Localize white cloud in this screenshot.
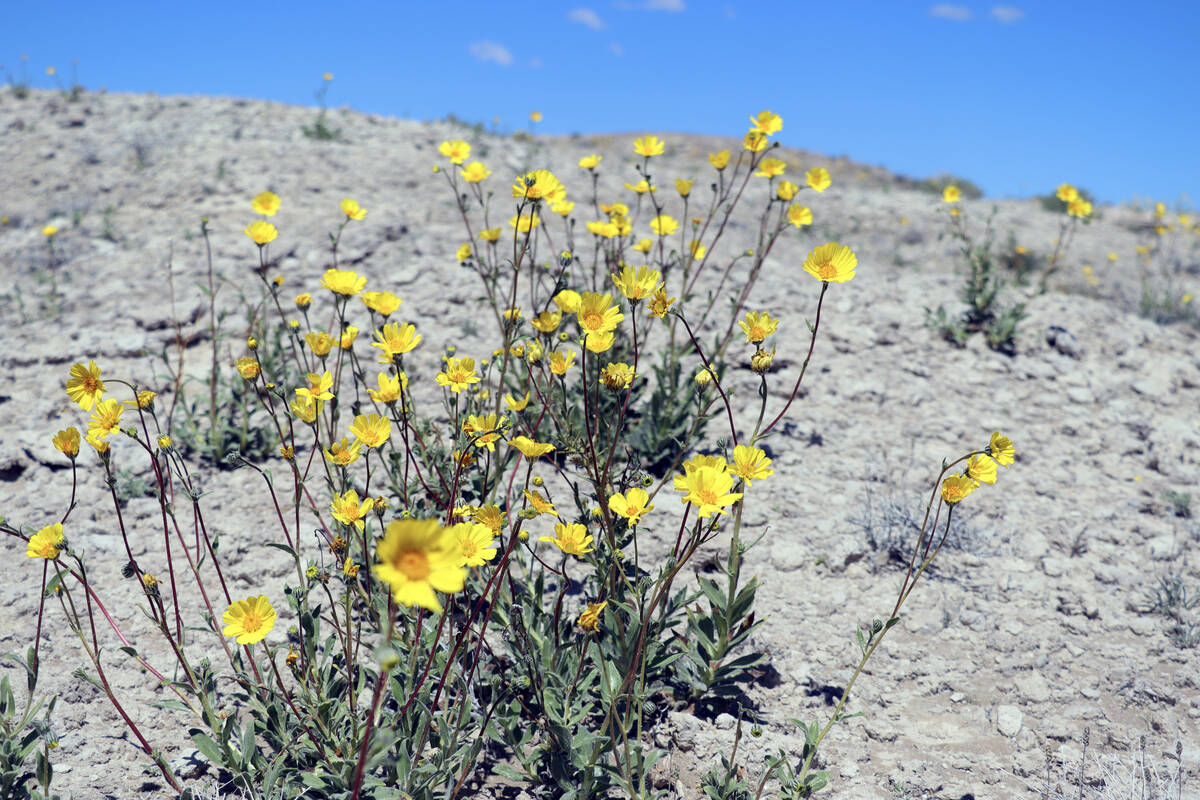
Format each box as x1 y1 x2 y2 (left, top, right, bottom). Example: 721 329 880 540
568 7 607 30
614 0 686 10
929 4 971 21
468 41 513 66
609 41 624 57
991 5 1025 23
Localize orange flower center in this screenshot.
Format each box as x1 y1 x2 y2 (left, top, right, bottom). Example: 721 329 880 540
581 311 604 331
82 376 98 393
241 610 265 633
462 541 478 557
396 549 430 581
816 261 837 281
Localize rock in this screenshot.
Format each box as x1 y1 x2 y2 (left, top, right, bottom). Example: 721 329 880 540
1016 672 1051 703
714 712 736 730
1042 557 1068 577
1148 535 1177 560
169 748 208 780
996 705 1023 738
668 711 701 752
1046 325 1082 357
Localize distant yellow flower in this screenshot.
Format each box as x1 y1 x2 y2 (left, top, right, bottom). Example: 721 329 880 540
612 264 662 301
730 445 774 485
513 169 565 202
540 522 594 556
295 292 313 310
252 191 281 216
648 289 676 319
624 179 655 194
296 371 334 402
321 268 367 296
222 595 277 645
306 330 335 357
678 466 743 518
650 215 679 236
551 200 575 216
374 519 465 612
578 292 624 335
1107 251 1118 262
437 357 480 393
530 110 543 122
350 413 391 448
340 325 358 349
439 140 471 164
787 204 813 228
802 242 857 283
738 311 779 344
608 487 653 524
244 220 277 245
577 599 607 633
806 167 831 193
461 161 491 183
755 157 787 178
584 331 614 354
689 240 707 260
452 522 498 567
372 322 422 362
479 226 502 242
324 437 362 467
676 178 694 197
88 398 124 439
53 427 80 458
743 131 768 153
694 366 716 387
989 431 1015 467
548 349 577 376
362 291 402 317
1068 198 1092 219
505 391 530 411
1056 183 1078 203
331 490 375 531
65 360 106 410
473 505 505 532
749 110 783 135
509 212 541 232
579 153 603 170
340 197 367 220
531 310 563 333
524 490 557 517
26 523 64 560
751 346 775 374
41 225 58 237
235 357 260 381
777 180 799 201
967 453 998 486
633 238 653 253
291 396 319 424
942 185 961 203
600 362 636 390
709 150 731 170
587 220 620 238
940 474 974 505
85 433 109 455
323 72 333 81
633 135 665 156
510 435 555 458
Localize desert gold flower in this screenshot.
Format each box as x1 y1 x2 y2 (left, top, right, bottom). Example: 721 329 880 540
26 523 64 560
513 169 565 202
367 371 405 403
438 139 471 164
989 431 1015 467
578 292 624 335
372 322 422 362
678 466 743 518
374 519 465 612
608 487 653 524
340 197 368 220
587 220 620 238
802 242 857 283
531 310 562 333
584 331 614 354
787 204 813 228
709 150 731 170
777 180 799 201
505 391 531 412
66 360 106 410
85 433 109 455
940 474 975 505
578 600 607 633
324 436 362 466
123 390 156 410
340 326 359 349
244 220 277 245
509 212 541 232
524 490 557 517
552 200 575 216
42 225 58 237
743 131 768 153
452 522 498 567
633 135 665 157
612 264 662 301
295 293 313 310
755 157 787 178
463 414 505 451
331 490 375 531
526 341 544 363
235 357 260 380
749 110 783 136
88 399 124 439
540 522 594 556
362 291 402 317
321 268 367 296
632 238 653 254
942 185 961 203
461 161 491 183
350 413 391 448
510 435 555 458
967 453 998 486
1068 198 1092 219
296 371 334 402
649 214 679 236
806 167 831 193
738 311 779 344
479 226 502 242
751 346 775 373
437 357 480 393
306 331 335 357
624 179 655 194
252 191 281 216
222 595 276 645
648 289 676 319
675 178 694 197
291 396 319 423
548 349 576 376
53 427 80 458
600 362 636 390
473 505 504 532
579 153 603 169
1056 183 1078 203
731 445 774 485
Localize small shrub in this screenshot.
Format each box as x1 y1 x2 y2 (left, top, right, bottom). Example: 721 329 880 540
299 73 341 141
1141 573 1200 649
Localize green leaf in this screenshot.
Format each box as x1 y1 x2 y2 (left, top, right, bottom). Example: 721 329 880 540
190 731 224 766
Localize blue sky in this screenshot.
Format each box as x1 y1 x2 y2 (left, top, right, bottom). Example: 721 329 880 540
3 1 1196 206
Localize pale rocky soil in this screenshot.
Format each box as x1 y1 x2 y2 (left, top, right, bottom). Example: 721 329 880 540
0 89 1198 799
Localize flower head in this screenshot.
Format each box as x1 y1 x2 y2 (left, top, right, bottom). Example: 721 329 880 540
553 290 582 314
367 371 406 404
600 362 636 391
508 212 541 232
235 357 260 380
577 292 624 336
461 162 491 183
53 427 81 459
743 131 768 153
88 398 124 439
730 445 774 485
524 490 557 517
989 431 1015 467
802 242 857 283
1056 183 1078 203
611 265 662 301
222 595 277 645
755 157 787 178
578 600 607 633
436 356 481 393
549 349 577 376
296 371 334 402
940 474 975 505
362 291 402 317
324 437 362 467
66 360 106 410
463 413 506 451
777 180 799 201
749 110 783 136
787 204 813 228
331 490 375 531
291 396 320 424
633 135 665 157
676 178 694 197
649 214 679 236
438 140 471 164
942 185 962 203
738 311 779 344
452 522 498 567
608 488 653 524
340 198 367 220
349 413 391 448
513 169 565 202
540 522 594 556
967 453 998 486
306 330 335 357
252 191 281 216
26 523 64 560
709 150 731 170
579 153 603 170
244 220 278 245
678 465 743 518
374 519 465 612
372 322 421 362
42 225 58 237
805 167 831 193
321 268 367 296
530 310 563 334
648 289 676 319
510 435 555 459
